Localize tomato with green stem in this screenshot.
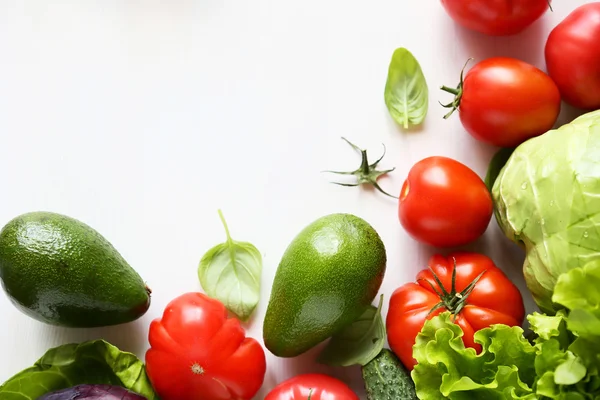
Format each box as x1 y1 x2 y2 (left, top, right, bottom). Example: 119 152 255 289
145 292 266 400
264 374 359 400
441 57 561 148
386 252 525 370
440 0 551 36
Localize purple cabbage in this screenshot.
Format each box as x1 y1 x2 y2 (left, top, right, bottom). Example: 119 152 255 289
38 384 147 400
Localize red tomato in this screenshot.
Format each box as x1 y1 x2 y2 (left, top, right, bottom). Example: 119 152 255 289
440 0 550 36
441 57 561 148
545 2 600 110
265 374 358 400
398 156 492 248
145 292 266 400
386 252 525 370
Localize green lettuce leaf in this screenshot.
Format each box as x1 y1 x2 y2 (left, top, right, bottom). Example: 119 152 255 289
527 312 600 399
0 339 158 400
412 271 600 400
411 312 537 399
553 260 600 339
529 262 600 398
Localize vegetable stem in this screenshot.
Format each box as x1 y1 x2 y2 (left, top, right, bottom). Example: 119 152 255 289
360 150 370 175
440 86 460 95
426 258 487 321
217 209 233 244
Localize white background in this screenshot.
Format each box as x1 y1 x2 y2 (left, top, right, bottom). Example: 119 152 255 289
0 1 590 398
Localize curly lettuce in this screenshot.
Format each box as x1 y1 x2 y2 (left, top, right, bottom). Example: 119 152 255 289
492 109 600 314
412 262 600 399
412 312 536 400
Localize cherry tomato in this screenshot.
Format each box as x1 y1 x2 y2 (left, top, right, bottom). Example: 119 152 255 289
441 57 561 148
545 2 600 110
398 156 492 248
265 374 358 400
440 0 550 36
386 252 525 370
145 292 266 400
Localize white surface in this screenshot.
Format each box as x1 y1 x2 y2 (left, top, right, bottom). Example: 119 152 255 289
0 1 590 398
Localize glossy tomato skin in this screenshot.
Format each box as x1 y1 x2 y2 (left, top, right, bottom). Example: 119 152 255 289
440 0 550 36
386 252 525 370
265 374 359 400
545 3 600 110
145 292 266 400
458 57 561 147
398 156 492 248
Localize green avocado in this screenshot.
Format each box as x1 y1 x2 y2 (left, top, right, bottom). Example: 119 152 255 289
263 213 387 357
0 211 151 327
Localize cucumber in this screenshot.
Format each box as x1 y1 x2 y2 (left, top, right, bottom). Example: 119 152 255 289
362 349 418 400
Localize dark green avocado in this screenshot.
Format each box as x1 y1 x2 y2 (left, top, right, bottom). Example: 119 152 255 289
263 213 387 357
0 211 151 327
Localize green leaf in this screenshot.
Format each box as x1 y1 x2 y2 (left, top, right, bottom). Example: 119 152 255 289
198 210 262 321
485 147 515 192
555 353 587 385
530 310 600 398
552 261 600 339
384 47 428 129
317 294 386 367
0 340 158 400
411 312 537 399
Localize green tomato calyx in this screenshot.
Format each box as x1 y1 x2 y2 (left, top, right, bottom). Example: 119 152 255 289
322 137 397 199
440 58 473 119
421 257 486 320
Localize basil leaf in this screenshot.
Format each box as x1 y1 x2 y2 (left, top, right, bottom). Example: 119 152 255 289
384 47 429 129
198 210 262 321
317 294 386 367
0 340 158 400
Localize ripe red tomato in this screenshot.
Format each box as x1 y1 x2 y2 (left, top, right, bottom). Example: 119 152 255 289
145 292 266 400
265 374 358 400
545 2 600 110
440 0 550 36
386 252 525 370
441 57 561 148
398 156 492 248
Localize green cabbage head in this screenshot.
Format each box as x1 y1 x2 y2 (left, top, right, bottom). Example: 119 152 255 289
492 110 600 314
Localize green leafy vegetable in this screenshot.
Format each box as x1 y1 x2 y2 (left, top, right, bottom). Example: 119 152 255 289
552 260 600 339
362 349 417 400
0 339 158 400
384 47 429 129
323 137 397 198
412 267 600 400
198 210 262 321
485 147 515 192
492 109 600 314
318 294 385 367
412 312 537 399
